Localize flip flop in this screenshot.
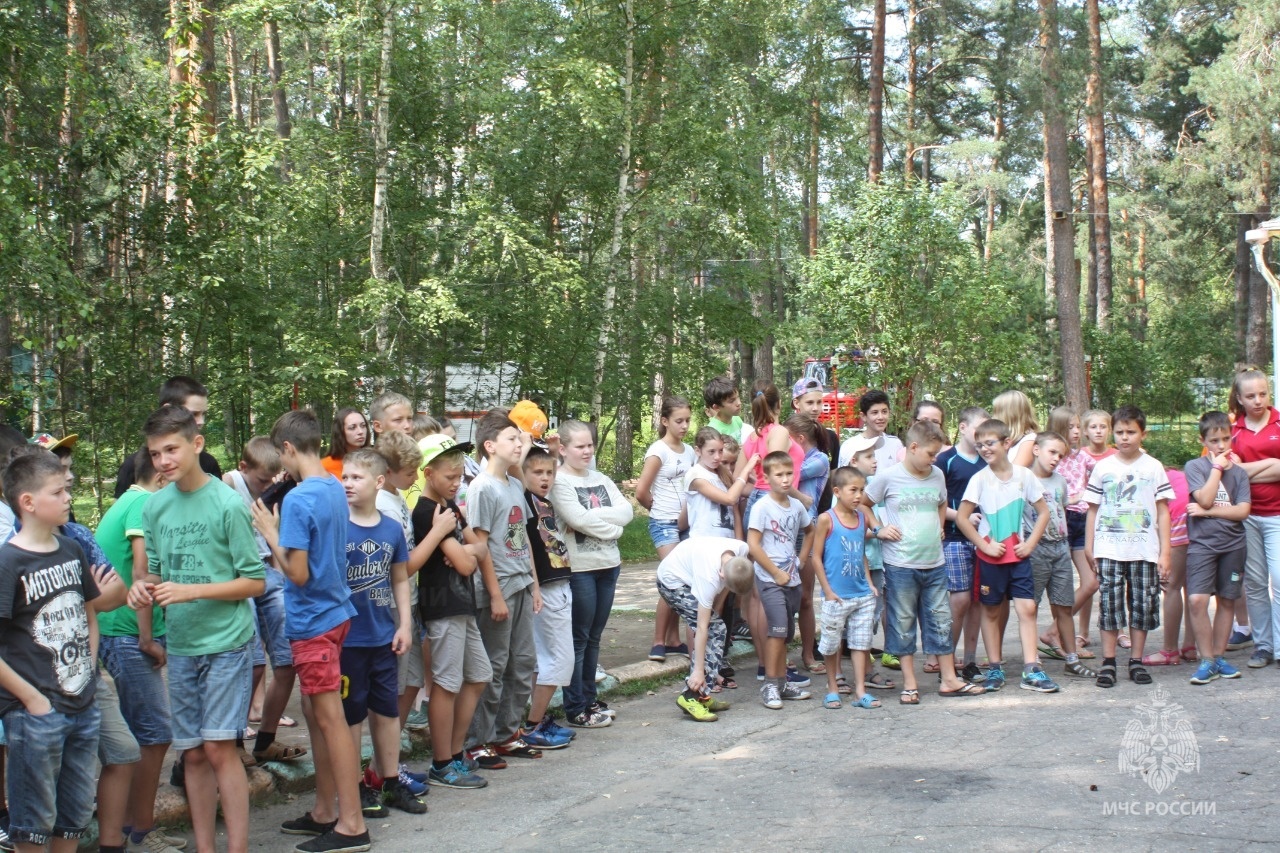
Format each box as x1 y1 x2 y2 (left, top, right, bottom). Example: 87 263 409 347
852 694 881 709
1075 634 1092 648
805 661 827 674
1038 643 1066 661
923 662 941 674
938 682 984 697
899 689 920 705
864 671 896 690
1179 645 1198 663
279 715 298 727
823 693 843 709
1118 633 1132 649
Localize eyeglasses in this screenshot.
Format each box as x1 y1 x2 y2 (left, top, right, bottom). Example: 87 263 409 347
976 440 1003 450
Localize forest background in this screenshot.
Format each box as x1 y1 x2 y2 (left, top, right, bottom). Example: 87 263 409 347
2 0 1276 518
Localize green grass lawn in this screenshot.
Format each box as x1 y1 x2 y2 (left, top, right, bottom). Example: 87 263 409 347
619 515 656 563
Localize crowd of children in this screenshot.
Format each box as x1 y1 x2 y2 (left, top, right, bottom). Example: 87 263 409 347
0 368 1275 853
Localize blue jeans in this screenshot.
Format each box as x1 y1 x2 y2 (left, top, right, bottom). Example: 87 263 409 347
99 635 173 746
168 641 253 750
883 563 954 657
565 567 620 716
3 704 101 844
647 518 685 549
1244 515 1280 658
250 568 293 668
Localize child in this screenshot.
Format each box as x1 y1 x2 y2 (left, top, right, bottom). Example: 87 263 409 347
1024 432 1095 679
656 537 755 721
747 451 814 708
223 437 304 766
323 407 370 478
370 391 414 438
1082 409 1116 462
465 411 541 765
954 419 1055 692
0 452 101 853
338 450 422 815
934 406 989 681
992 390 1038 468
251 410 367 852
839 390 902 470
520 448 576 748
1143 467 1195 666
1184 411 1250 684
814 467 881 710
784 412 825 672
410 435 491 789
1083 404 1174 688
115 376 222 496
792 377 841 515
684 427 756 539
866 422 982 703
129 406 265 853
846 436 895 689
703 377 750 443
549 420 634 728
638 397 696 661
1042 406 1099 657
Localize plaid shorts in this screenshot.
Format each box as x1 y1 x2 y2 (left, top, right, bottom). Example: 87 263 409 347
817 595 877 654
1096 558 1160 632
943 540 977 593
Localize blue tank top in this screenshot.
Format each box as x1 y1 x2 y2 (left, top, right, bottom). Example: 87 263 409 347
823 508 871 599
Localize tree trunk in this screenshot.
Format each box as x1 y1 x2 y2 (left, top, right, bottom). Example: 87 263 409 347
264 18 291 175
61 0 88 266
905 0 918 180
1039 0 1087 409
369 1 395 354
1236 215 1252 362
807 95 819 256
1085 0 1113 330
984 93 1003 263
867 0 886 183
224 28 242 125
1085 173 1098 323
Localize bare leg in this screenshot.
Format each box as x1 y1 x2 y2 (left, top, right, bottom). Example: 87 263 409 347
202 740 250 853
250 664 266 722
453 682 486 756
1073 549 1098 643
1161 545 1187 652
181 746 220 853
1211 598 1236 658
1188 593 1213 659
96 761 135 848
1052 604 1077 655
305 692 366 835
938 654 966 692
962 601 981 664
652 542 679 648
824 647 844 696
126 743 169 836
1014 599 1040 665
529 683 558 724
980 604 1004 671
367 712 402 780
898 654 918 693
259 665 296 739
851 649 870 703
799 560 819 668
428 685 458 762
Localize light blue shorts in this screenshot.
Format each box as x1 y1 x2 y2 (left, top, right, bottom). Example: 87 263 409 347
168 641 253 750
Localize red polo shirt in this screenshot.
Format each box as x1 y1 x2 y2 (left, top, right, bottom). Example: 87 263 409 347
1233 407 1280 516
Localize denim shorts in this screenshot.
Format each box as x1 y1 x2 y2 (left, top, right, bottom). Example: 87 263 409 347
339 645 400 724
99 635 173 746
96 674 141 765
167 641 253 750
883 563 954 657
251 568 293 668
3 703 101 844
1066 510 1087 551
648 517 686 550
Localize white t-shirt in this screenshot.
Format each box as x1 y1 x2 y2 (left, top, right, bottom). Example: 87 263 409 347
1084 453 1173 563
644 440 696 521
377 488 418 605
838 433 904 471
657 538 750 609
684 465 736 538
960 465 1042 553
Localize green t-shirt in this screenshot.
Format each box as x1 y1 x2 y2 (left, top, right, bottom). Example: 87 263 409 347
143 476 264 656
706 415 746 443
95 486 165 639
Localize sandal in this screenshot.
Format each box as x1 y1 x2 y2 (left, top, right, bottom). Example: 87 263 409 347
823 692 843 710
1038 643 1066 661
1128 662 1153 684
864 671 896 690
805 660 827 674
1140 648 1181 666
835 675 853 695
1076 634 1092 648
923 662 941 674
852 694 881 709
253 741 309 763
1179 645 1198 663
938 682 984 697
1096 662 1117 689
1118 633 1132 649
899 689 920 705
721 676 737 690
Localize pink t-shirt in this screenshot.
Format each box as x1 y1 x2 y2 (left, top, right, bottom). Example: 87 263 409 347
742 423 805 490
1166 468 1190 547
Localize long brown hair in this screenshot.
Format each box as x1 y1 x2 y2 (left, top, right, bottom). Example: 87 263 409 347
750 380 781 431
328 407 369 460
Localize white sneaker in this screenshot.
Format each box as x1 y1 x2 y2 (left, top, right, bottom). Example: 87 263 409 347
761 681 783 710
128 830 185 853
595 665 607 683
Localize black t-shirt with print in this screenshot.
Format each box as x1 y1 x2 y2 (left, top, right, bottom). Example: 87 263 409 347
0 534 100 715
411 497 477 621
525 490 571 586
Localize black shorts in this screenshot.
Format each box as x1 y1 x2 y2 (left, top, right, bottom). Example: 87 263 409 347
1066 510 1087 551
339 644 400 724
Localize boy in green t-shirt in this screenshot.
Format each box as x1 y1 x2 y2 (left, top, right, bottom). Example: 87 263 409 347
127 407 265 853
703 377 751 443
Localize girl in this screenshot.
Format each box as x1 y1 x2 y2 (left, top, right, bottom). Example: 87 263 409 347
992 389 1037 468
1143 466 1195 665
1082 409 1116 462
736 381 807 521
638 397 697 661
1040 406 1098 657
550 420 635 728
785 413 828 673
322 406 369 477
685 427 758 539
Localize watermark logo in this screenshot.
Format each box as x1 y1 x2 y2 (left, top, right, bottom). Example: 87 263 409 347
1118 685 1200 794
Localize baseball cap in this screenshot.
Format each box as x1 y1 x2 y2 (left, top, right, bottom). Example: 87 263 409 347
31 433 78 454
843 434 884 457
418 434 474 469
792 377 823 399
509 400 549 439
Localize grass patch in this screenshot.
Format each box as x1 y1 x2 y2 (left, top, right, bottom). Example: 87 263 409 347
619 515 655 563
606 670 688 698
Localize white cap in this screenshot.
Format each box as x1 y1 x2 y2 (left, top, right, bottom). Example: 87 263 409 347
844 434 885 456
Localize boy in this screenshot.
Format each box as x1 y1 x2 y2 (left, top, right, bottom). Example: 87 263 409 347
866 421 982 703
1084 404 1174 689
846 435 895 688
369 392 414 440
814 466 881 710
251 409 367 853
656 536 755 721
839 390 902 471
955 419 1055 693
115 376 222 497
1184 411 1251 685
747 451 814 709
410 436 491 789
128 406 265 853
703 377 750 443
1024 432 1095 680
521 447 575 746
465 412 541 766
338 450 423 815
223 437 303 766
0 452 101 853
935 406 988 682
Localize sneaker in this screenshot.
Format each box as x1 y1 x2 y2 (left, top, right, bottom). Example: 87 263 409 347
589 700 617 719
1020 667 1060 693
293 829 372 853
522 721 572 750
1189 660 1218 685
780 681 812 701
457 752 480 773
359 782 389 819
595 664 608 683
565 709 612 728
1248 649 1272 668
960 661 986 683
281 813 338 837
398 764 428 788
466 745 508 770
648 644 667 661
700 695 731 712
1226 630 1253 650
128 830 184 853
0 825 12 853
405 706 429 730
493 735 543 759
785 667 811 688
984 667 1006 691
381 778 427 815
881 653 901 670
666 643 690 657
760 681 783 710
539 714 576 741
427 760 488 789
676 693 718 721
732 622 752 641
1063 660 1097 679
1215 657 1242 679
396 766 429 797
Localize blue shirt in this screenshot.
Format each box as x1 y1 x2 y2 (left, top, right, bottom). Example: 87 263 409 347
344 514 408 647
822 508 871 599
278 475 357 641
936 447 987 541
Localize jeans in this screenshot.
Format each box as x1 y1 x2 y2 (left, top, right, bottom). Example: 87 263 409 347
1244 515 1280 658
565 566 620 716
168 641 254 750
3 704 101 844
250 568 293 668
883 563 954 657
99 635 173 746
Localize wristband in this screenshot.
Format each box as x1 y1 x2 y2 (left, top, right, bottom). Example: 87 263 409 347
870 526 881 538
1212 464 1224 472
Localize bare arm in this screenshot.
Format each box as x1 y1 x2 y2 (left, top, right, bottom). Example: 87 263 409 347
635 455 662 510
747 528 789 587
